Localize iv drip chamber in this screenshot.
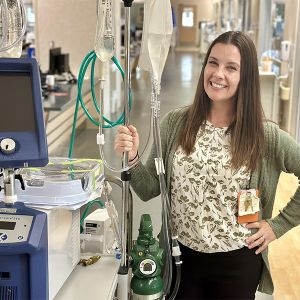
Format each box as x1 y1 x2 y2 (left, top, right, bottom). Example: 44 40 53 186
94 0 115 62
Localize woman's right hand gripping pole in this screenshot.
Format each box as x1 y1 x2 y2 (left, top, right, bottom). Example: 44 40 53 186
114 125 140 164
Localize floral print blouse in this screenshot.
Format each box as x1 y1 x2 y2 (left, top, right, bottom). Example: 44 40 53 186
170 121 252 253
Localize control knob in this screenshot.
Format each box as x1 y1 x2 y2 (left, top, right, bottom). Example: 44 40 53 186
0 138 16 154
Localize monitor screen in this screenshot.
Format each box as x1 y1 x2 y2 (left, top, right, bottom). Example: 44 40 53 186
0 221 16 230
0 72 36 131
49 47 61 74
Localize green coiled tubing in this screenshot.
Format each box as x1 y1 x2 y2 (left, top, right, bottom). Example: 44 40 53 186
68 51 132 158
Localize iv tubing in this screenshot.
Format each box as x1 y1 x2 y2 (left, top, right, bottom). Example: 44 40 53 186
154 116 173 296
69 50 153 174
150 75 181 298
0 0 26 52
104 174 134 253
0 0 8 48
97 107 153 173
79 51 128 128
97 56 153 173
68 51 129 158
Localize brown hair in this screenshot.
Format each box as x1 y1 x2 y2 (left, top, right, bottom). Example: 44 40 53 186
178 31 265 172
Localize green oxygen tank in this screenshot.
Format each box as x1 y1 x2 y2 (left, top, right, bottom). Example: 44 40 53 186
130 214 164 300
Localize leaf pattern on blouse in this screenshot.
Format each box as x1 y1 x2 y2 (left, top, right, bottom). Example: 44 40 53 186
170 121 252 253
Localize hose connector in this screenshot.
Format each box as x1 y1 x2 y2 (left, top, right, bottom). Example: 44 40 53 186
97 133 105 145
171 236 182 266
155 158 165 175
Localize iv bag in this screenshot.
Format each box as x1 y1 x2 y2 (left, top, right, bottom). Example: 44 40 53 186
138 0 173 84
0 0 25 58
94 0 115 62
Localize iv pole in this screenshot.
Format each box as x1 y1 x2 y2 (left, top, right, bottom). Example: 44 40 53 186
118 0 134 299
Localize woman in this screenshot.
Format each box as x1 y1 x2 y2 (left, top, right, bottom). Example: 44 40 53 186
114 31 300 299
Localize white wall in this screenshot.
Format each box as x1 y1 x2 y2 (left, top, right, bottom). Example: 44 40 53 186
34 0 97 75
34 0 123 122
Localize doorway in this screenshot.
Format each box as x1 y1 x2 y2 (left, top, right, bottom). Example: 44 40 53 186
178 4 198 46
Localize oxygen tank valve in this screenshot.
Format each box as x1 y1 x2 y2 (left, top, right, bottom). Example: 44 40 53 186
130 214 164 300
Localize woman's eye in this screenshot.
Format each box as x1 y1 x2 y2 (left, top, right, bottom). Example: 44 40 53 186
208 60 217 65
227 66 237 71
227 67 237 71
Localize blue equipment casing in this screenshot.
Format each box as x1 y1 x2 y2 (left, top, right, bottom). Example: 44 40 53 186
0 58 48 168
0 202 48 300
0 58 49 299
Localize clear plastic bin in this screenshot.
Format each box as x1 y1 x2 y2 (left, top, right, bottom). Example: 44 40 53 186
14 157 104 206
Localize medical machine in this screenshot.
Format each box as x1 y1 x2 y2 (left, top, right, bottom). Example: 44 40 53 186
0 155 106 299
0 58 48 169
82 208 115 254
0 57 49 299
0 58 102 300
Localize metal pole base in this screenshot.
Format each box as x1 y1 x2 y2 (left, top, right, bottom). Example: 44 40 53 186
117 269 129 300
131 291 163 300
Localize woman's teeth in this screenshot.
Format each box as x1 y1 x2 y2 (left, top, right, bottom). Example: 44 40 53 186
211 82 226 89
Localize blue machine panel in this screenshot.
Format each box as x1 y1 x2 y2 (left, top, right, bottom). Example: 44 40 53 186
0 58 48 168
0 57 49 299
0 202 48 300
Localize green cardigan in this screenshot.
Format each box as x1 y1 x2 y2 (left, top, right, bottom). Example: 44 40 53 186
130 107 300 294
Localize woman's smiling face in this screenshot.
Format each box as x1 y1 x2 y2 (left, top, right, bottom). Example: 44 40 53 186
204 43 241 105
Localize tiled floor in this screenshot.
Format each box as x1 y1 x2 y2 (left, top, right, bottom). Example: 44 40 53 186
52 50 282 300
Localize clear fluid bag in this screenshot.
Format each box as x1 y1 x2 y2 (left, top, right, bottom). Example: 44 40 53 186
94 0 115 62
138 0 173 84
0 0 24 58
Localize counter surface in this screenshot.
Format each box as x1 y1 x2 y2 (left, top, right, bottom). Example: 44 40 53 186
43 81 92 112
54 256 120 300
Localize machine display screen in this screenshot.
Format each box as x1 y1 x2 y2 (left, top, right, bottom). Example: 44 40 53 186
0 72 36 131
0 221 16 230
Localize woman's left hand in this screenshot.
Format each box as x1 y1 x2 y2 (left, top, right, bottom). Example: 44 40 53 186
245 220 277 254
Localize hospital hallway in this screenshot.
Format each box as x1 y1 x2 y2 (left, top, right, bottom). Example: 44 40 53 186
51 50 300 300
